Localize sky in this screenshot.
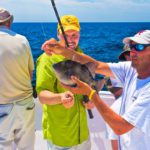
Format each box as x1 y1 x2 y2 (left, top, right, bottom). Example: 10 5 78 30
0 0 150 22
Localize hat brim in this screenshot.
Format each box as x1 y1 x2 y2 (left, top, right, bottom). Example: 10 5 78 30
123 37 149 44
118 50 130 61
0 15 13 23
58 26 80 33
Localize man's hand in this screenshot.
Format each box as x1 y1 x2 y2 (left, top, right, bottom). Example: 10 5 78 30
82 101 95 109
60 91 74 109
41 38 65 56
61 76 93 96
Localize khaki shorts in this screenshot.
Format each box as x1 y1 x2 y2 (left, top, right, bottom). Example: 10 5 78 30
0 97 35 150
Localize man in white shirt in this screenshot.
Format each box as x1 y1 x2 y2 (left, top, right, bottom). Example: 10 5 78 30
105 45 131 150
42 29 150 150
0 8 35 150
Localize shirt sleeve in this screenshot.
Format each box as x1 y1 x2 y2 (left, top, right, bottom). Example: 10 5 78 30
108 61 133 86
36 54 57 94
25 38 34 71
110 78 123 88
123 89 150 136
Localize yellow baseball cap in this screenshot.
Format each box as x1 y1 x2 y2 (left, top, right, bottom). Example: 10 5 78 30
57 15 80 33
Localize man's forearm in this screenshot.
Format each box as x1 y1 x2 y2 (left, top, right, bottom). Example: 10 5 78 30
38 90 62 105
62 48 114 77
73 52 98 64
96 62 115 77
92 93 134 135
59 47 98 64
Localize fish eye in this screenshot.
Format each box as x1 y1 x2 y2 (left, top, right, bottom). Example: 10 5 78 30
64 70 73 77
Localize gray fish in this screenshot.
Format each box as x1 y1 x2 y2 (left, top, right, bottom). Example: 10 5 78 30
52 60 105 91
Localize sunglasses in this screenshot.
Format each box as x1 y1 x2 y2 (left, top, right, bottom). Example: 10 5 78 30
129 44 150 52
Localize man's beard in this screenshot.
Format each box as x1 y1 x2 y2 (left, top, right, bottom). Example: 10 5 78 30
132 60 149 74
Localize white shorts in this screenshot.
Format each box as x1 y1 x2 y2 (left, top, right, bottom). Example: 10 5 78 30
47 138 91 150
0 97 35 150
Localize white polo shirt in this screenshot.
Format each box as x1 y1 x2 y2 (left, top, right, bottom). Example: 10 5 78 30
108 61 150 150
0 26 34 103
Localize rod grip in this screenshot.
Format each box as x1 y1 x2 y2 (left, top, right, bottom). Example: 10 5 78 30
83 96 94 119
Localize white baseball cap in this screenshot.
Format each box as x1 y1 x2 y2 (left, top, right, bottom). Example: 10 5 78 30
123 30 150 44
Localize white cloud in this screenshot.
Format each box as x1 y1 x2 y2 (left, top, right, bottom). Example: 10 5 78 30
53 0 150 22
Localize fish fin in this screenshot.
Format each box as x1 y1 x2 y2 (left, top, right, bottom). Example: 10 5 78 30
84 62 97 78
93 79 105 91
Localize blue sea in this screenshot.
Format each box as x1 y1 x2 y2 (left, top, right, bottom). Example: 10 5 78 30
12 22 150 86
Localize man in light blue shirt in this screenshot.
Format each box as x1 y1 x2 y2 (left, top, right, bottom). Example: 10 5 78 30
108 60 150 150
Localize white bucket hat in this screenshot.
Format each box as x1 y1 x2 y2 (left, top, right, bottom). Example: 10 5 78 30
123 30 150 44
0 8 13 23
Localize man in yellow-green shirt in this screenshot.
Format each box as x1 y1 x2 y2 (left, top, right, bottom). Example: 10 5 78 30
36 15 93 150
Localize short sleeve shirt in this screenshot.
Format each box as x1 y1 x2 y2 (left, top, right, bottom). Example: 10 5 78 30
108 61 150 150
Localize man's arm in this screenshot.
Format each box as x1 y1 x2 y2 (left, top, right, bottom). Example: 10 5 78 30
96 61 115 77
29 70 33 80
92 93 134 135
38 90 74 109
26 38 34 80
42 39 115 77
59 49 115 78
62 76 134 135
38 90 63 105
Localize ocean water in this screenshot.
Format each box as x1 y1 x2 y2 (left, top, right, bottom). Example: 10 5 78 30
12 22 150 86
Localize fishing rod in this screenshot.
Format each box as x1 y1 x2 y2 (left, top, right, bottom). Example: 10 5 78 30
50 0 93 119
50 0 69 47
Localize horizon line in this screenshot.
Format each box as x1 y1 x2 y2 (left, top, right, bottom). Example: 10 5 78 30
13 21 150 23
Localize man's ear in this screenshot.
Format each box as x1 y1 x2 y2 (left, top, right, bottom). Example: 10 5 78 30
5 21 11 29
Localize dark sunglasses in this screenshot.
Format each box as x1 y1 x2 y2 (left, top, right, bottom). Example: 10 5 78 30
129 44 150 52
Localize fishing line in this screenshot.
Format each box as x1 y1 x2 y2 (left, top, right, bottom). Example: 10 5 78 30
40 23 47 41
